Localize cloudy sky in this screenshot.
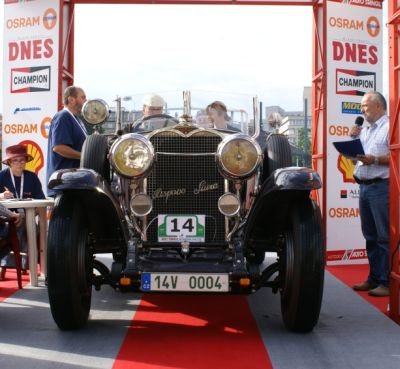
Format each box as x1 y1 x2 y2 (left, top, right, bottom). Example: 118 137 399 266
0 2 388 113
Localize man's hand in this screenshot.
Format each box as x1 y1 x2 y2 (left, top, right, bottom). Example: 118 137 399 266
356 154 375 165
10 212 22 227
350 126 362 138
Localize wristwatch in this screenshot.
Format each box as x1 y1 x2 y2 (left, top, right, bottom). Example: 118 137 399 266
374 156 379 165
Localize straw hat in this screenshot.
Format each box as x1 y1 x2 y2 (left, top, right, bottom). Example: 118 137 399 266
2 144 33 165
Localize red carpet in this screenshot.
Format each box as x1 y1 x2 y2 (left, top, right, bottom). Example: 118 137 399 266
0 269 29 302
113 294 272 369
327 264 389 315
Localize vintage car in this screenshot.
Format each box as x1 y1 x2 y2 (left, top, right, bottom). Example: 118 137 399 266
46 91 325 332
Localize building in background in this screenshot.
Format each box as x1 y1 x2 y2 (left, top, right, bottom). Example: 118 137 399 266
265 87 312 166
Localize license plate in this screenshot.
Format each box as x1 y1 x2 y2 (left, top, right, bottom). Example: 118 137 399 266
158 215 205 242
141 273 229 292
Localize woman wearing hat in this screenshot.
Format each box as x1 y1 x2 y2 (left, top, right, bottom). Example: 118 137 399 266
0 144 45 280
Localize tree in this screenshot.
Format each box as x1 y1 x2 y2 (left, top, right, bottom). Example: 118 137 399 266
297 127 312 167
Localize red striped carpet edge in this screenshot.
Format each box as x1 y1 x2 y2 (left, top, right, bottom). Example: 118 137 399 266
327 264 389 315
0 269 30 302
112 294 273 369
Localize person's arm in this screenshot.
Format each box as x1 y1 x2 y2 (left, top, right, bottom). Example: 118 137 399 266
0 204 22 226
53 144 81 160
356 154 390 166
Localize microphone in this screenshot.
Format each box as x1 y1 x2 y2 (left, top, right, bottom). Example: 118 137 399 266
350 116 364 138
355 116 364 127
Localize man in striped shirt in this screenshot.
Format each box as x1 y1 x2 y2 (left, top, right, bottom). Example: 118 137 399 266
351 91 390 297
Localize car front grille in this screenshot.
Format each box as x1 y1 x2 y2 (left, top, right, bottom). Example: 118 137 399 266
145 131 226 244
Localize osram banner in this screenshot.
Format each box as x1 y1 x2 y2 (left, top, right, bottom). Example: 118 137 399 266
326 0 382 264
2 0 59 192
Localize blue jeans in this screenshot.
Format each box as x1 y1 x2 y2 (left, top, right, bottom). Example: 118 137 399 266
359 179 389 287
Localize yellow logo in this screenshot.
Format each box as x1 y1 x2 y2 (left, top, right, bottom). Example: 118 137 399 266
20 140 44 175
337 154 356 183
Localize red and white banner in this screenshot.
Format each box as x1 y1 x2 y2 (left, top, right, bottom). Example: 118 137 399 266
2 0 60 191
326 0 383 264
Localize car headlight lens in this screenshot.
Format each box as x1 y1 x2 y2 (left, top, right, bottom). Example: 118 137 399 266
110 134 154 178
217 134 262 179
82 99 110 125
218 193 240 217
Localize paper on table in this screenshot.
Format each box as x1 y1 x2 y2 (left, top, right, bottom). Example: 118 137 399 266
333 139 365 159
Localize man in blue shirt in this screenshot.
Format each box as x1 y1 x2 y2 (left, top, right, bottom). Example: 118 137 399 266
46 86 87 196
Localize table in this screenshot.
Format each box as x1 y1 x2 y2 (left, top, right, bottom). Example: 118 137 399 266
2 199 55 287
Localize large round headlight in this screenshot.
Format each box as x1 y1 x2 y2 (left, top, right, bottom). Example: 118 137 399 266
110 134 155 178
82 99 110 125
217 134 262 179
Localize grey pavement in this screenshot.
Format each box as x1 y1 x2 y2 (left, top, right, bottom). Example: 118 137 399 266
0 255 399 369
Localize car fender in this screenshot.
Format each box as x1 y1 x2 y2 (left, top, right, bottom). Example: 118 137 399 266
243 167 322 246
49 168 129 249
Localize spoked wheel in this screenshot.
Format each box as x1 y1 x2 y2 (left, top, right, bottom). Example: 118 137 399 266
262 133 292 182
80 134 111 182
280 197 325 332
47 194 93 330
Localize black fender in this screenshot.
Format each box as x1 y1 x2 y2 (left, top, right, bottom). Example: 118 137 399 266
243 167 322 250
48 168 128 252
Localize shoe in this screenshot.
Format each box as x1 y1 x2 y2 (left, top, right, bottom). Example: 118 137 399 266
368 285 389 297
0 267 6 281
353 281 374 291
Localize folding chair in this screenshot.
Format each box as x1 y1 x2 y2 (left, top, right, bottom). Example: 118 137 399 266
0 218 22 289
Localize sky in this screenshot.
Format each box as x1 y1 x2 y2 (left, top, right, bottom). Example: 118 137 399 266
0 2 389 114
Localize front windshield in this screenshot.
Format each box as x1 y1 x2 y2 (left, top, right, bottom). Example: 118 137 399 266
123 91 257 135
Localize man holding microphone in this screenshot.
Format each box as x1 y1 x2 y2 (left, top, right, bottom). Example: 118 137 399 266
350 91 390 297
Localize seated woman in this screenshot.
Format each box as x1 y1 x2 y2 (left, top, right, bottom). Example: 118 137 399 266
0 144 45 280
206 101 240 131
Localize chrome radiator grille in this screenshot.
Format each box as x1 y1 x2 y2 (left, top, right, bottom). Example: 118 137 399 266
145 132 226 244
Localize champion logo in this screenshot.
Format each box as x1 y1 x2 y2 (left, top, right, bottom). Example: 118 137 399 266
336 69 376 96
11 66 51 93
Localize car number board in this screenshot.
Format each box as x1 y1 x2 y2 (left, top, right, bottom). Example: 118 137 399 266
158 214 205 242
141 273 229 292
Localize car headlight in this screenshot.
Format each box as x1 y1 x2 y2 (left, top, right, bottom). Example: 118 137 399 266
110 134 155 178
217 134 262 179
82 99 110 125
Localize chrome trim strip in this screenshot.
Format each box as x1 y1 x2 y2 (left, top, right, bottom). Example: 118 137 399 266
146 125 227 139
156 152 216 157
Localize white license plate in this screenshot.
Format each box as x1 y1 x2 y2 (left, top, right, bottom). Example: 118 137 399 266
141 273 229 292
158 215 205 242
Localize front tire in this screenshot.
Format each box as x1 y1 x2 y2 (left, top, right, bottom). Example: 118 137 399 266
47 194 92 330
280 197 325 332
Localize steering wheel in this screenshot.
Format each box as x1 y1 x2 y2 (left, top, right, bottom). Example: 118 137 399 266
134 114 179 131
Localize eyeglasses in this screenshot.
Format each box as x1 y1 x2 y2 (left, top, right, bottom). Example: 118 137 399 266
10 158 27 164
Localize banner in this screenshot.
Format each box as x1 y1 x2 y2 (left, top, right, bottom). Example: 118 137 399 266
326 0 383 264
2 0 60 193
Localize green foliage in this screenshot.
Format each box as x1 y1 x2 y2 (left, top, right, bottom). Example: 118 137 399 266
297 127 311 155
297 127 312 167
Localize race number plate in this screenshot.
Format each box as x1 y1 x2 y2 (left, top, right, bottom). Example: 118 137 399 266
141 273 229 292
158 215 205 242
